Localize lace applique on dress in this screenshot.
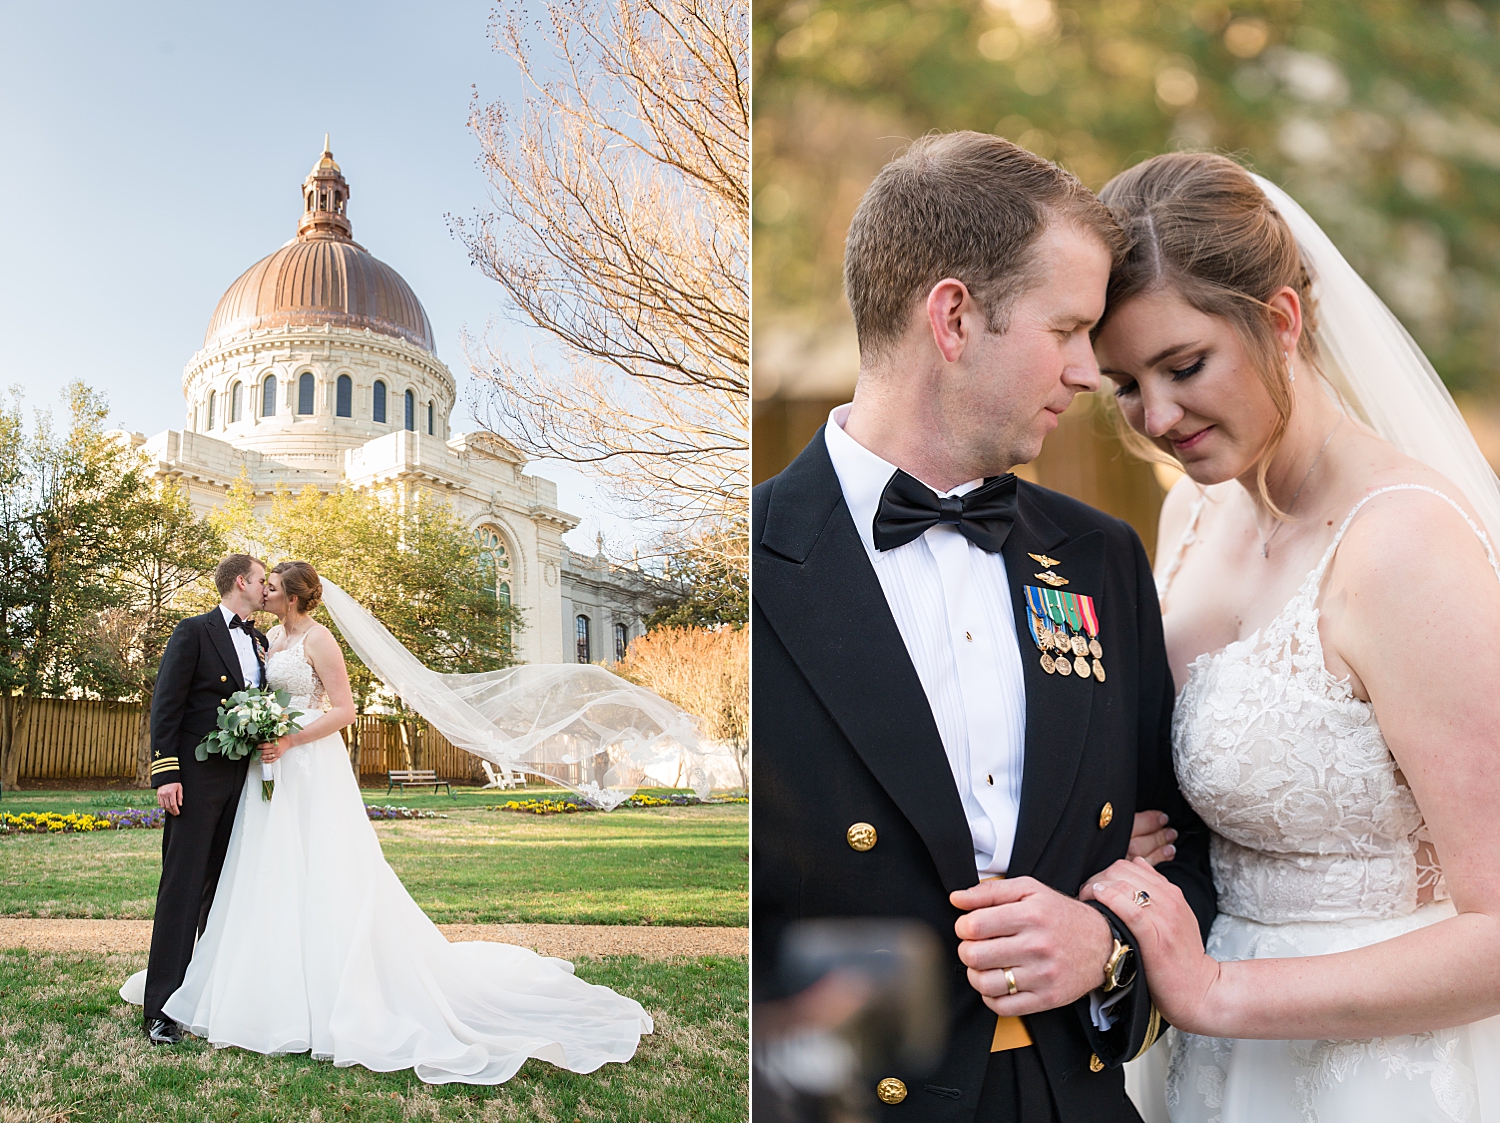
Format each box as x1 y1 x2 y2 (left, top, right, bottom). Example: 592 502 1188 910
264 625 329 713
1162 484 1500 1122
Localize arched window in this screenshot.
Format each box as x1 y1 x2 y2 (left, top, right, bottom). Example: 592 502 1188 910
230 381 242 423
297 372 315 415
427 402 434 435
474 526 512 608
373 380 387 424
404 389 415 431
336 375 352 418
575 615 591 663
614 623 629 662
207 390 216 430
262 375 277 418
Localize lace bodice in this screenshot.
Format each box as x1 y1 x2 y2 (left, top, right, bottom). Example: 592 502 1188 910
265 626 329 715
1169 485 1500 925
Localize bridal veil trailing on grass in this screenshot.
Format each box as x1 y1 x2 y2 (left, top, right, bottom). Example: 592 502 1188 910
319 579 708 808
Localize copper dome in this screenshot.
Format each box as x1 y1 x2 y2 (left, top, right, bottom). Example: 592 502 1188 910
202 141 436 354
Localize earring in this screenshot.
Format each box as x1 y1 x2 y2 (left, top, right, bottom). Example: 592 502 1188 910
1286 350 1295 383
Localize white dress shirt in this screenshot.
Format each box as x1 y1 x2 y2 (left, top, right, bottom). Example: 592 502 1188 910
218 604 262 689
824 404 1028 876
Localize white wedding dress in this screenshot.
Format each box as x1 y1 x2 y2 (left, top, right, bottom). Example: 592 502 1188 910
1127 485 1500 1123
121 627 652 1083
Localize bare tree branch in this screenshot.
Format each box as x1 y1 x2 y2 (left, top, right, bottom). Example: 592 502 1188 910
455 0 748 573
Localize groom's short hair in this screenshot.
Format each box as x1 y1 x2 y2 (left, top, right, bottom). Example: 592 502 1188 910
844 131 1123 357
214 553 265 598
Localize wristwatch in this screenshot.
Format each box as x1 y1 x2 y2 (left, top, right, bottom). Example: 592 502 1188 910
1102 938 1136 993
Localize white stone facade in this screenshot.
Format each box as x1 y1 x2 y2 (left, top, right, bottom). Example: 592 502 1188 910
131 145 667 665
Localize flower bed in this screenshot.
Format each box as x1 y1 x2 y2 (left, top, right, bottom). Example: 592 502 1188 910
364 805 447 820
491 794 749 815
0 809 165 834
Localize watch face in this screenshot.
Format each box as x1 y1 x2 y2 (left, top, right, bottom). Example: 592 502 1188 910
1112 947 1136 990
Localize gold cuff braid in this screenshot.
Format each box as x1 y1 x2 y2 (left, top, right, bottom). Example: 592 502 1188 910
150 757 180 774
1132 1004 1164 1061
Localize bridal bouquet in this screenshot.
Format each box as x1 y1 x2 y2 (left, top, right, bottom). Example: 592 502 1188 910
195 687 303 800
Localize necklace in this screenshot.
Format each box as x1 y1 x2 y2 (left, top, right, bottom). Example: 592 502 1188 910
1259 416 1342 559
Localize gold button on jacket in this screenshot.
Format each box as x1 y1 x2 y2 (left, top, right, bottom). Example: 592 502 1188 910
219 675 227 683
876 1077 907 1104
846 822 877 851
1098 802 1113 829
1089 1054 1105 1073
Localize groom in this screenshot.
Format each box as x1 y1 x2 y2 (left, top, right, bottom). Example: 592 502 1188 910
141 553 268 1044
752 132 1216 1120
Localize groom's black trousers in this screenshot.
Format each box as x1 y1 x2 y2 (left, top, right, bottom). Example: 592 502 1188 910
143 760 248 1022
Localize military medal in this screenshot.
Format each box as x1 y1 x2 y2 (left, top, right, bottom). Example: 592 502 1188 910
1074 654 1091 677
1056 651 1073 675
1023 590 1057 673
1076 593 1105 679
1028 553 1061 568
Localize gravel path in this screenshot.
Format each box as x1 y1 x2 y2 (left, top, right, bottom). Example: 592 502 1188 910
0 918 747 959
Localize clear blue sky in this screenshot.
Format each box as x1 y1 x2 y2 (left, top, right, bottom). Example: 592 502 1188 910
0 0 626 553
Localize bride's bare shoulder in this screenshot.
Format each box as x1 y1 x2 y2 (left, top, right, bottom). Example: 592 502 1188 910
1331 444 1494 589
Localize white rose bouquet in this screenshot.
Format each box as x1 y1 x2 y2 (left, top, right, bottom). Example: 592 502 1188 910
195 687 303 801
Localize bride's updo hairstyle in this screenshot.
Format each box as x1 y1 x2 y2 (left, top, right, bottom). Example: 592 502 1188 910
1095 152 1322 511
271 561 323 615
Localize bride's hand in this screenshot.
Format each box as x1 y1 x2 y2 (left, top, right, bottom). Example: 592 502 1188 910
1081 858 1222 1034
258 735 292 763
1127 810 1178 865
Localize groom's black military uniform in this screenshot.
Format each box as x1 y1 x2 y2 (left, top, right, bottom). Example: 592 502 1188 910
143 607 267 1025
753 432 1217 1121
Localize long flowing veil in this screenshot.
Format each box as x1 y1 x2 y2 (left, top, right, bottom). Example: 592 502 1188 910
319 579 709 809
1251 174 1500 544
1252 174 1500 1121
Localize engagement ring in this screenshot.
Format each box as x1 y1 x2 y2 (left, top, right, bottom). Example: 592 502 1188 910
1133 890 1152 908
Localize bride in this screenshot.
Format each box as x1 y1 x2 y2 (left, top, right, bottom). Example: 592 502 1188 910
1084 152 1500 1122
122 560 653 1084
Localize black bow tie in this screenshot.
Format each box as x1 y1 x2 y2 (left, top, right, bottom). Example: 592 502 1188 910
872 470 1019 553
228 615 255 635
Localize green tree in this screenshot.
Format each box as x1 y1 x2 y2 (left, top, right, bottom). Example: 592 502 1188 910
0 384 170 789
645 519 749 629
214 483 518 770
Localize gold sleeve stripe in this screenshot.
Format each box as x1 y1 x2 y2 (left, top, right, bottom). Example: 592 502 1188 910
150 758 180 773
1132 1004 1164 1061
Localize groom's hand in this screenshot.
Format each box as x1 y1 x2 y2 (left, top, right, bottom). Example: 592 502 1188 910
157 783 183 816
950 878 1114 1016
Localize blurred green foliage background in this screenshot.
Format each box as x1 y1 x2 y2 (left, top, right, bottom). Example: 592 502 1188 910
753 0 1500 485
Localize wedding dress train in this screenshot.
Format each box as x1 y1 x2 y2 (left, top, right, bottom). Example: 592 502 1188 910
122 629 652 1083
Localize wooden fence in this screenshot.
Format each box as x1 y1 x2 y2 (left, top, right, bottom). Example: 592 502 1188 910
12 700 494 785
13 698 143 780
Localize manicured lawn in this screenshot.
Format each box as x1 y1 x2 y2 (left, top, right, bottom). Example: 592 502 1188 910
0 948 747 1122
0 789 747 926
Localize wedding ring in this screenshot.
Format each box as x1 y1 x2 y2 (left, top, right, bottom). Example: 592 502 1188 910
1133 890 1152 908
1005 968 1019 996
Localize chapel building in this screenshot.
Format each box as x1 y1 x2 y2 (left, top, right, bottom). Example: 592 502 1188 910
128 141 662 666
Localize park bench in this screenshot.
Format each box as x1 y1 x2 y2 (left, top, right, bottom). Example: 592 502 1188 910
385 769 454 798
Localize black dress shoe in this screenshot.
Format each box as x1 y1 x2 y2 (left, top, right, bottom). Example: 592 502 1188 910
145 1017 183 1045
